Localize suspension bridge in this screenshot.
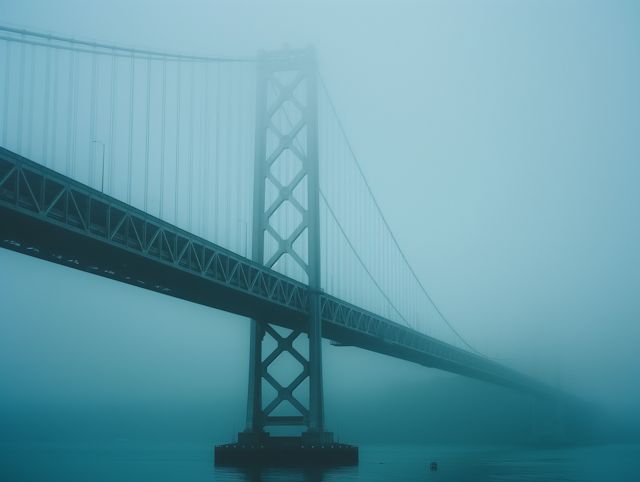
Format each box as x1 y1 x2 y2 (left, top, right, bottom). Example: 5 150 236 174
0 26 564 464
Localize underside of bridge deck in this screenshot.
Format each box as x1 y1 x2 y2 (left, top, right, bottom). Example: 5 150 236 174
0 145 564 459
0 194 554 399
0 148 554 400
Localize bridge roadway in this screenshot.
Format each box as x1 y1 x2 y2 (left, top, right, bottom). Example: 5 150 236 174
0 146 553 398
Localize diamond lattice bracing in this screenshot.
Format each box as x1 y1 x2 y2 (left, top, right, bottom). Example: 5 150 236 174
272 252 308 283
264 177 280 210
266 123 307 160
271 100 302 136
292 227 309 265
266 72 301 114
269 199 303 241
263 230 279 266
266 128 281 161
292 77 307 108
262 378 278 410
261 330 278 362
270 149 302 188
292 377 310 409
292 175 308 211
268 400 301 417
292 334 309 359
267 350 305 390
292 124 307 156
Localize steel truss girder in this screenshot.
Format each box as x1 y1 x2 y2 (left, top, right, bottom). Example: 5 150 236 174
0 147 309 313
0 149 556 401
319 294 555 396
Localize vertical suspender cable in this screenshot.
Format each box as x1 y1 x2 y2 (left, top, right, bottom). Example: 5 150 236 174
349 139 354 301
319 77 490 351
226 63 232 248
127 51 135 205
361 181 366 307
319 95 323 288
17 38 26 154
2 40 10 147
27 43 36 159
359 161 364 306
203 60 210 238
71 46 80 179
214 63 220 242
200 61 207 237
159 55 166 219
42 40 51 166
236 63 244 255
325 123 330 292
331 100 336 294
108 49 117 196
89 47 98 187
144 53 151 212
65 48 74 175
243 65 249 255
188 60 195 231
175 57 181 225
322 98 327 290
334 131 340 296
198 62 203 236
51 48 59 171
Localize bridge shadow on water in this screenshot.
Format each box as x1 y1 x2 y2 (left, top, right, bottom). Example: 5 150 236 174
214 466 357 482
1 439 638 481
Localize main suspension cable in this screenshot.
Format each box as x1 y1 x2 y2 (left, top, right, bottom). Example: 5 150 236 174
318 72 517 360
0 25 256 63
320 190 412 328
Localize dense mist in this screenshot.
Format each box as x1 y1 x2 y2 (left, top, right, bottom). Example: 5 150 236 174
1 0 639 453
1 248 637 446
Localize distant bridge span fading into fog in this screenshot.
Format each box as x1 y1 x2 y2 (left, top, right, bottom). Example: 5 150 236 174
0 26 563 449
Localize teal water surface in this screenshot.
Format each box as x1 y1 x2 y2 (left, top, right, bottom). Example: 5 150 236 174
1 442 639 481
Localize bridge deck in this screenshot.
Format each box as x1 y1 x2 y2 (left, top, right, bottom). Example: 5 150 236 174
0 147 553 397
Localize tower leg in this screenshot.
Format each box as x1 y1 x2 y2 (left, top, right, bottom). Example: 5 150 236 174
241 319 269 444
303 291 333 444
532 395 565 444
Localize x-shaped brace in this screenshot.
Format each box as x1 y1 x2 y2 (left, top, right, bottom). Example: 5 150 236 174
261 323 310 420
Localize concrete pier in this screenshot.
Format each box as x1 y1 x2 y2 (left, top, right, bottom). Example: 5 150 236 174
214 434 358 466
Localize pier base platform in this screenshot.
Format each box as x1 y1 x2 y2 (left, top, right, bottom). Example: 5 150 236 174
214 434 358 466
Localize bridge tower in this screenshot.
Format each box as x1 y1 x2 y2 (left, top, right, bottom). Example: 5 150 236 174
241 46 332 446
532 395 565 444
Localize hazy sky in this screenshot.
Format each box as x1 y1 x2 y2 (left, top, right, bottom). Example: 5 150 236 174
1 0 639 431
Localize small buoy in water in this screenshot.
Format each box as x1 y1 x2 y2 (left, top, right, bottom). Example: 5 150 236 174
430 462 438 470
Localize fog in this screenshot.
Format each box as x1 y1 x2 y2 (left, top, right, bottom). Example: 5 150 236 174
1 0 639 445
